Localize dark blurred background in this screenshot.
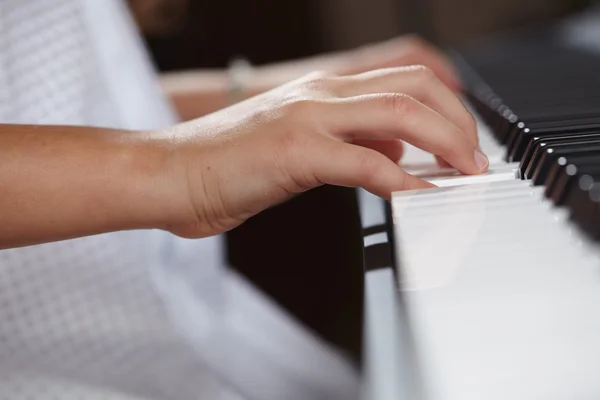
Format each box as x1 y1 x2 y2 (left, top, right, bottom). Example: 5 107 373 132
129 0 591 69
126 0 593 365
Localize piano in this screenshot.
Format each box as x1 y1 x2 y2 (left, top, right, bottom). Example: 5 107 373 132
360 7 600 400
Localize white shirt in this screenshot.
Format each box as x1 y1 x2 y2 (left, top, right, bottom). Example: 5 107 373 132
0 1 359 399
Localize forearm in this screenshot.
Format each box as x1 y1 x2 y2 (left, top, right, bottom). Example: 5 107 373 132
0 125 184 249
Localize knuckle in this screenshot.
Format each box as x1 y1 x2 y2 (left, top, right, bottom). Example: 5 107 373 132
290 70 339 98
302 70 336 89
409 64 436 91
307 77 328 91
439 129 469 158
388 93 417 124
276 130 318 190
412 64 434 78
283 98 320 117
356 150 382 180
304 70 334 80
465 112 478 133
455 108 478 141
404 34 427 51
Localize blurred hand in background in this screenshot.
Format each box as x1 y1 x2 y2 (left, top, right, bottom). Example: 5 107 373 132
161 34 463 123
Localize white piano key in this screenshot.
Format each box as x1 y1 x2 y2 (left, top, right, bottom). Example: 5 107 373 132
394 186 539 207
393 192 550 220
391 179 600 400
407 162 517 179
429 169 518 186
394 179 528 199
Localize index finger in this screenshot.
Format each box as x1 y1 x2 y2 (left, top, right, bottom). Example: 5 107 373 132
321 93 489 175
306 136 434 198
340 66 478 146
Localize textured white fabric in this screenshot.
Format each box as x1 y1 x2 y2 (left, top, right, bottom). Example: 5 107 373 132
0 1 360 399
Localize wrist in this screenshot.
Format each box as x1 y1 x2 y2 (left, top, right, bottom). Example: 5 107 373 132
117 130 193 234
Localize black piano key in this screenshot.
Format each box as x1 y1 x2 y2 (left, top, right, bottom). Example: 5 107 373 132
464 87 514 144
551 164 600 206
567 172 600 239
548 164 577 205
591 196 600 241
513 124 600 165
457 29 600 235
507 91 600 108
479 98 513 143
546 154 600 196
504 122 525 160
524 139 600 180
543 153 600 201
509 120 600 162
519 131 600 177
530 143 600 186
522 116 600 130
495 106 518 147
516 107 600 123
544 157 571 197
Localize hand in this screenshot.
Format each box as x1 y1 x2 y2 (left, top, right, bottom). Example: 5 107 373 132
338 35 462 92
255 35 462 97
162 35 463 125
160 66 488 238
250 35 468 167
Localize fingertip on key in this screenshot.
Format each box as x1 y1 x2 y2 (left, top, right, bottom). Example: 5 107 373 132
474 148 489 173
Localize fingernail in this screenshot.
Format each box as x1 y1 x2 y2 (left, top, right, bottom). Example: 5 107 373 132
474 148 489 172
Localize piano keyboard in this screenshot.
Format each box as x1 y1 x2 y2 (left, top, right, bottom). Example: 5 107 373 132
390 20 600 400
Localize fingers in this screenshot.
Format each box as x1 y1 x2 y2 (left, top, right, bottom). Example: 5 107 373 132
339 65 478 146
322 93 489 175
436 157 452 169
395 36 462 92
307 137 433 199
352 138 404 163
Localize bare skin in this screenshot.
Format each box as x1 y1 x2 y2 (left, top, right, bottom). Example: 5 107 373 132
0 61 488 249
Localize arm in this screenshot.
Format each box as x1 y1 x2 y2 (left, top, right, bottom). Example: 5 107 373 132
1 65 486 250
0 124 183 249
